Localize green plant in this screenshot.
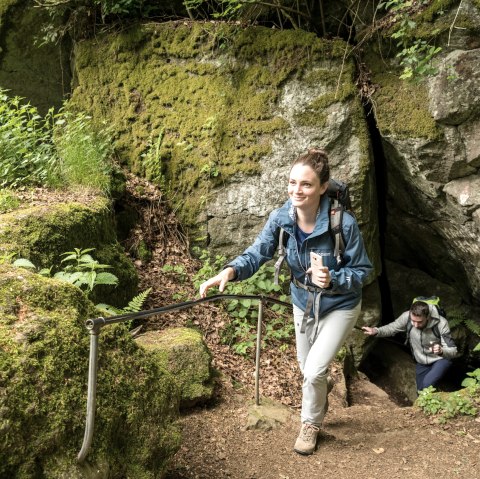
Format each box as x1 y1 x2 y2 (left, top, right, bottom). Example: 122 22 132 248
416 373 480 421
0 190 20 213
461 368 480 393
12 258 53 277
194 250 292 356
0 89 115 193
0 89 57 188
0 251 17 265
378 1 442 80
54 248 118 295
161 263 187 283
53 111 113 193
96 287 152 317
141 130 165 186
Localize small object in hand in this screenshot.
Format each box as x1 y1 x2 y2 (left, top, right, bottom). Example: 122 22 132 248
310 252 323 287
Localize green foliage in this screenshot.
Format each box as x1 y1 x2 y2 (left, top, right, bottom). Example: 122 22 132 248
141 129 165 186
0 189 20 213
0 89 57 187
416 371 480 421
447 308 480 353
12 247 119 296
53 112 114 193
379 0 442 80
193 250 292 356
162 263 187 283
0 89 114 193
96 287 152 316
55 247 118 294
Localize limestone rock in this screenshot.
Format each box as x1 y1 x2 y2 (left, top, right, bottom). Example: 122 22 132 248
245 397 295 431
428 49 480 125
136 327 215 408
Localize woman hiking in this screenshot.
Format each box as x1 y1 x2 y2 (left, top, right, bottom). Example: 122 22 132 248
199 148 373 455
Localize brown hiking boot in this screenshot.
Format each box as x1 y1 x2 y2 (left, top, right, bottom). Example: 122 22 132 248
293 422 320 455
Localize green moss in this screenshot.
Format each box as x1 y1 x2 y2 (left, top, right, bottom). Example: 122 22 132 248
69 22 350 236
0 0 19 28
364 49 439 140
372 71 439 139
0 265 180 477
0 197 138 307
136 327 214 408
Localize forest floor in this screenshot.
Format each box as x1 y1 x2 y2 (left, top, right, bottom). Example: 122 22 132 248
121 176 480 479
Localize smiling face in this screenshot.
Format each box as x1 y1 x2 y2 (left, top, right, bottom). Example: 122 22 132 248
288 163 328 212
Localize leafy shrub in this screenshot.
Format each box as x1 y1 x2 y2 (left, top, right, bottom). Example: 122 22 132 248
416 369 480 421
0 90 57 187
193 250 292 356
0 90 115 193
13 248 118 296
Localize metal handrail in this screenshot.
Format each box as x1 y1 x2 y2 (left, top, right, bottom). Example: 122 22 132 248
77 293 292 463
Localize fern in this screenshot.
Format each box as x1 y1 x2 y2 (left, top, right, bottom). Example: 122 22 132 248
447 316 464 329
123 287 152 313
464 319 480 337
96 288 152 317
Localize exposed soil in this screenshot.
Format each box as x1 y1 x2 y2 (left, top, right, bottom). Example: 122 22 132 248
114 176 480 479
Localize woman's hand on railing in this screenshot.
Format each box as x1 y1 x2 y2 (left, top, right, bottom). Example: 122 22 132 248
199 267 236 298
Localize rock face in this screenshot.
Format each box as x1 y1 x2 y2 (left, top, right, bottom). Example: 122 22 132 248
0 0 72 114
373 44 480 306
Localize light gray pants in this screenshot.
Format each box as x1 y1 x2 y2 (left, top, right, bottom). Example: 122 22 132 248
293 301 362 426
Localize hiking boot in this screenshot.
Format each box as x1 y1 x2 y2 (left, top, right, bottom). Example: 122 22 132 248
322 376 335 417
293 422 320 455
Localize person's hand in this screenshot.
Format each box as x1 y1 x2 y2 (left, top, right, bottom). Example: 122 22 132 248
306 266 331 289
431 343 443 355
362 326 378 336
199 267 236 298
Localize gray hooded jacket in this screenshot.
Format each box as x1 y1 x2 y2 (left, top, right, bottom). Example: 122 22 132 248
374 305 458 365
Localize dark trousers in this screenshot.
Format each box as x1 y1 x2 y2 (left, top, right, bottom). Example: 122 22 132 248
416 358 452 391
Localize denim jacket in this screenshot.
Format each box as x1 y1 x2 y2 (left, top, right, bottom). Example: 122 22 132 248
227 194 373 318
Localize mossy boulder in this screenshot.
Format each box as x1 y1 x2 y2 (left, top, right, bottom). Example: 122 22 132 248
136 327 214 408
0 264 180 478
0 194 138 307
68 23 366 242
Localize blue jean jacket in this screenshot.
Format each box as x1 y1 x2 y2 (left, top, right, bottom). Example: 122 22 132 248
227 194 373 318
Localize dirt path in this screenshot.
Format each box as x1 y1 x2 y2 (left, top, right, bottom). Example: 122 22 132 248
165 375 480 479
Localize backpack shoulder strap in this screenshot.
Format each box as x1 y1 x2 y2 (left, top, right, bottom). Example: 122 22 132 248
329 198 345 265
274 227 287 285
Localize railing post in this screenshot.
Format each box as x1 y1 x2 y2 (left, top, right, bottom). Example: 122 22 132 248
254 298 264 406
77 318 104 463
77 295 292 461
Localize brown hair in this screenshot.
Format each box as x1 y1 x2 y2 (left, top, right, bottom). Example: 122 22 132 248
291 148 330 184
410 301 430 318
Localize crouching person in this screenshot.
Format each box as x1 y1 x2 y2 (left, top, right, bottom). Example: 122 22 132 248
362 300 458 392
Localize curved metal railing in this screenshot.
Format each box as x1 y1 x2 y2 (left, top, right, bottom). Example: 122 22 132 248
77 293 292 463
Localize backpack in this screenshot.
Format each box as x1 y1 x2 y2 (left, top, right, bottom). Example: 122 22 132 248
274 178 353 285
405 296 445 344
